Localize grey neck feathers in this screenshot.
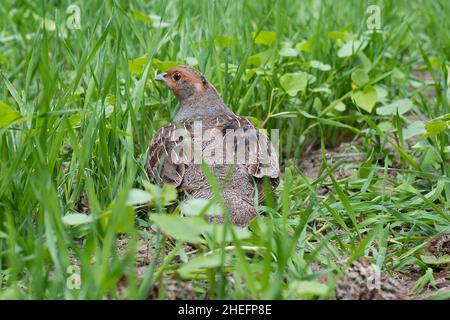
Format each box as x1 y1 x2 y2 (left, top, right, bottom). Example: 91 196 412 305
174 86 235 121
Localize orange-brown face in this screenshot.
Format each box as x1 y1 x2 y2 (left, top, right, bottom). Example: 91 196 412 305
154 66 208 100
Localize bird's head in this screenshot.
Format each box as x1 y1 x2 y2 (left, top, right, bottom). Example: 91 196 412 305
154 66 214 102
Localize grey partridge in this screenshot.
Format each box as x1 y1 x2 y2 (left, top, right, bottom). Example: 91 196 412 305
147 66 279 227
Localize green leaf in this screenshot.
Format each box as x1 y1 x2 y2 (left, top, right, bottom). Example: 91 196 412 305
143 182 178 207
62 213 93 226
334 101 346 112
245 116 263 128
404 121 426 139
392 68 406 83
424 121 448 137
423 114 450 138
41 17 56 31
181 198 222 217
215 36 234 48
374 85 388 102
205 224 252 244
126 189 153 206
252 31 276 46
296 35 315 52
351 68 369 86
310 60 331 71
68 113 83 128
287 280 329 298
327 31 353 41
378 121 395 132
351 85 378 113
128 56 181 76
358 52 372 72
420 254 450 265
150 215 210 244
427 289 450 300
185 56 198 66
128 55 148 76
0 101 23 128
376 99 414 116
338 39 367 58
247 50 272 66
178 252 223 278
152 58 182 72
161 184 178 204
131 10 153 24
279 47 299 57
280 72 308 96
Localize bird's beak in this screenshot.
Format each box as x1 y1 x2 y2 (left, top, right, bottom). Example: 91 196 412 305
154 72 167 82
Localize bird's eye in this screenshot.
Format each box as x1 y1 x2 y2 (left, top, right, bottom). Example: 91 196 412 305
173 72 182 81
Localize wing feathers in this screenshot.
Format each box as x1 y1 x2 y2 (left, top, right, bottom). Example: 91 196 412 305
147 116 280 188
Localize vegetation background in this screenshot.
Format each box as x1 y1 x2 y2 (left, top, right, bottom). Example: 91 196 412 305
0 0 449 299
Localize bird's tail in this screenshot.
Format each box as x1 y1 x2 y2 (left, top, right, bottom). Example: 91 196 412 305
222 194 256 227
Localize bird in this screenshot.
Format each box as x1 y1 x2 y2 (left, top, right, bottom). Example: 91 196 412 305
147 66 279 227
335 258 409 300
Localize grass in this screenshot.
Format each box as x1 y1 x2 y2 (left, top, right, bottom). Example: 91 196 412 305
0 0 449 299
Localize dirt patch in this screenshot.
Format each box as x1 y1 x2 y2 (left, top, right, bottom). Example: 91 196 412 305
298 139 366 181
116 234 203 299
296 137 408 195
411 68 437 101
